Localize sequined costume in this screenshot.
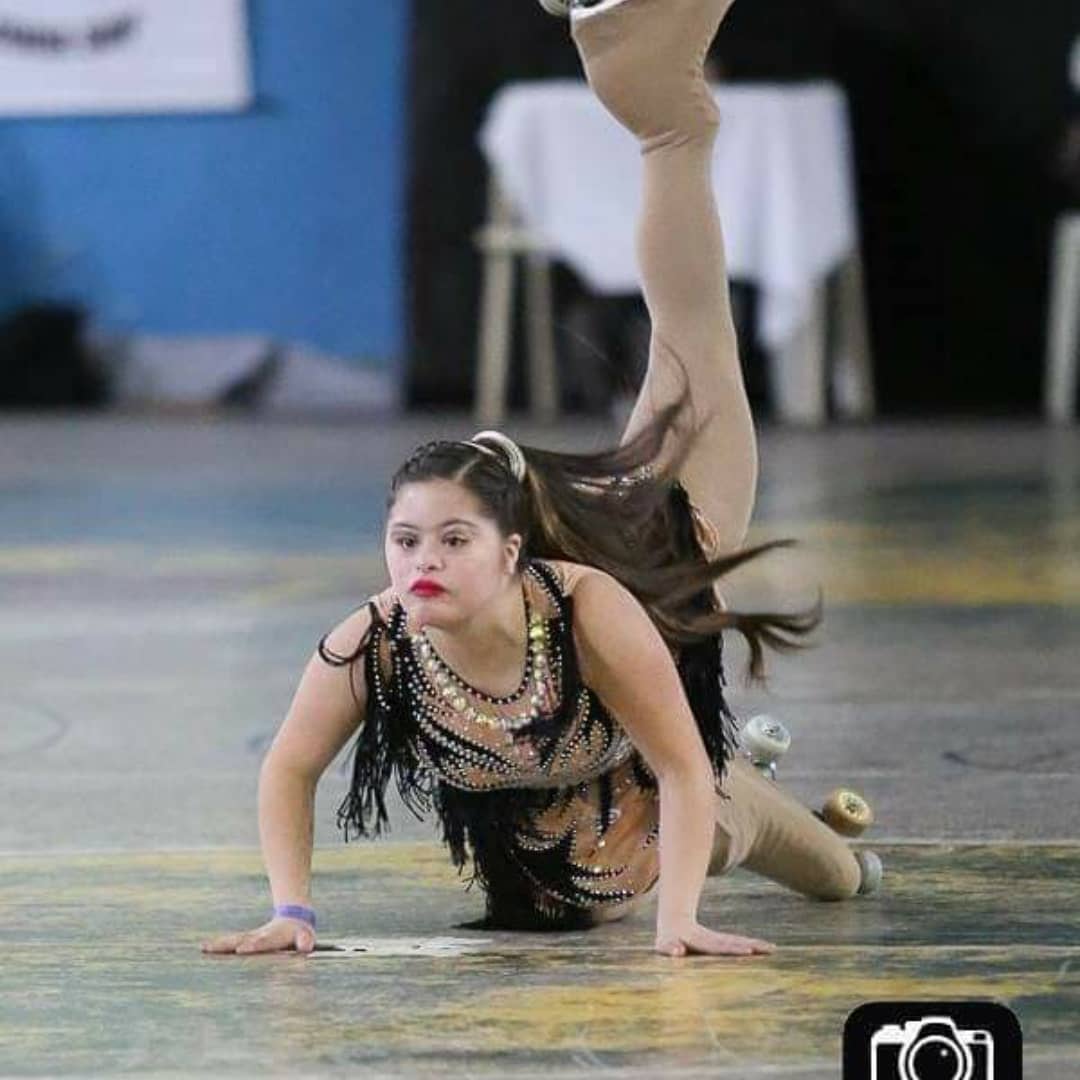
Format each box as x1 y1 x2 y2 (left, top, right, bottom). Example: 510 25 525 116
314 0 875 928
321 485 737 930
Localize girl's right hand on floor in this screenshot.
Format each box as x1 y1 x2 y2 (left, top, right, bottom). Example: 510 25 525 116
655 919 776 958
201 917 316 956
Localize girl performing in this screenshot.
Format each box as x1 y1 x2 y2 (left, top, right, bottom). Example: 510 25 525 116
205 0 881 960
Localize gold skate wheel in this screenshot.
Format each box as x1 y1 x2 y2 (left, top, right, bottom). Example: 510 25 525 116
821 789 874 838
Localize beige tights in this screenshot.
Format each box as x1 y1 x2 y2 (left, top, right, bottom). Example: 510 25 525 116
709 758 861 900
572 0 757 557
573 0 861 902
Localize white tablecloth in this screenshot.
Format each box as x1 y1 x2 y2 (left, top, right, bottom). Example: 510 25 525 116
479 80 858 352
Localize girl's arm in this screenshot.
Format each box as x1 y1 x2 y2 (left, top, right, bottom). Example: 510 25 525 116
202 606 373 955
572 569 775 958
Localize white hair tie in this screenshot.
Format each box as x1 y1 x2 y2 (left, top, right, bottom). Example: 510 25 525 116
468 430 527 482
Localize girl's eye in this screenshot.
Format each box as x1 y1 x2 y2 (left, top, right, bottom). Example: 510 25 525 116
392 536 466 548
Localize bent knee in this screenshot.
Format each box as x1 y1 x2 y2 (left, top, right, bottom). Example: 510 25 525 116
807 853 862 902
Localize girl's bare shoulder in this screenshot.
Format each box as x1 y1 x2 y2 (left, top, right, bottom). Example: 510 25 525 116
323 586 397 653
535 558 609 598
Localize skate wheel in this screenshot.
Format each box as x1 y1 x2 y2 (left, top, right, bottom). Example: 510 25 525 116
821 788 874 837
854 850 883 896
537 0 571 15
741 714 791 774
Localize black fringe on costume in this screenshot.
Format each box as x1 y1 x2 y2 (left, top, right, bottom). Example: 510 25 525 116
322 587 615 929
666 481 742 796
320 614 431 840
322 482 738 927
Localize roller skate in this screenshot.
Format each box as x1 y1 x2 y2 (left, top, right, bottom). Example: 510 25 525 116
819 787 875 839
742 714 876 837
537 0 631 17
742 713 883 894
854 849 884 896
741 713 791 781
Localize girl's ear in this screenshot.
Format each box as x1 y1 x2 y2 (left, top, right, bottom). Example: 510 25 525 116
505 532 523 572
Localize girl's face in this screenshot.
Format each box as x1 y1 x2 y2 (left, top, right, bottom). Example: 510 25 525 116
385 479 522 630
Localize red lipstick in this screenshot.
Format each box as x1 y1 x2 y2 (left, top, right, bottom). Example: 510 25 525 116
410 579 446 597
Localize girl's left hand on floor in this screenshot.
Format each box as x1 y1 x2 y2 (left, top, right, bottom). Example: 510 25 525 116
655 920 776 957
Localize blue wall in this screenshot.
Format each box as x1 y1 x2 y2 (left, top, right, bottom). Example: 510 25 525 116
0 1 406 368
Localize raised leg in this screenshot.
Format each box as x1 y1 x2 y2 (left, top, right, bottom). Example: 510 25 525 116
572 0 757 556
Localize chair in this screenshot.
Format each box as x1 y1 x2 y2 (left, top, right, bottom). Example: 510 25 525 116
1045 212 1080 423
473 178 559 425
472 171 875 427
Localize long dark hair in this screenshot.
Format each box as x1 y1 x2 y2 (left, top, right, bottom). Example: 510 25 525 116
389 388 819 682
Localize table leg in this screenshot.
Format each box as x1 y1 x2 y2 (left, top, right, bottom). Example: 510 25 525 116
525 252 559 423
832 253 876 421
1044 216 1080 424
769 285 828 426
475 181 516 425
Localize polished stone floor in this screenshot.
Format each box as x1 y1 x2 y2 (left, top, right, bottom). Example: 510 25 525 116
1 414 1078 1078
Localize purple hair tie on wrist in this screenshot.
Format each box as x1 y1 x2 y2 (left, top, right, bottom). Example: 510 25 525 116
274 904 316 930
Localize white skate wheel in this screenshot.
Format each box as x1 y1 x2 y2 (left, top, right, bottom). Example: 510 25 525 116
821 788 875 838
854 849 883 896
537 0 570 15
741 714 791 771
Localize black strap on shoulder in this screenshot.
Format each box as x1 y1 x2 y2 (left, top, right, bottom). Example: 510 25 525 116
527 559 570 615
317 599 381 667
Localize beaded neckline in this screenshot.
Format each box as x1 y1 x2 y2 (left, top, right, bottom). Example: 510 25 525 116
395 560 565 736
415 584 538 705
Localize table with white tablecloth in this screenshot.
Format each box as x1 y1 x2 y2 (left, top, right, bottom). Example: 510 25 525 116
474 80 874 425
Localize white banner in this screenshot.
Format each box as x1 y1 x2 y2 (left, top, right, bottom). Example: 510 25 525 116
0 0 252 116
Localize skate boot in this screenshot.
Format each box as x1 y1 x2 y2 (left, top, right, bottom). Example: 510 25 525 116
741 714 791 781
854 849 884 896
